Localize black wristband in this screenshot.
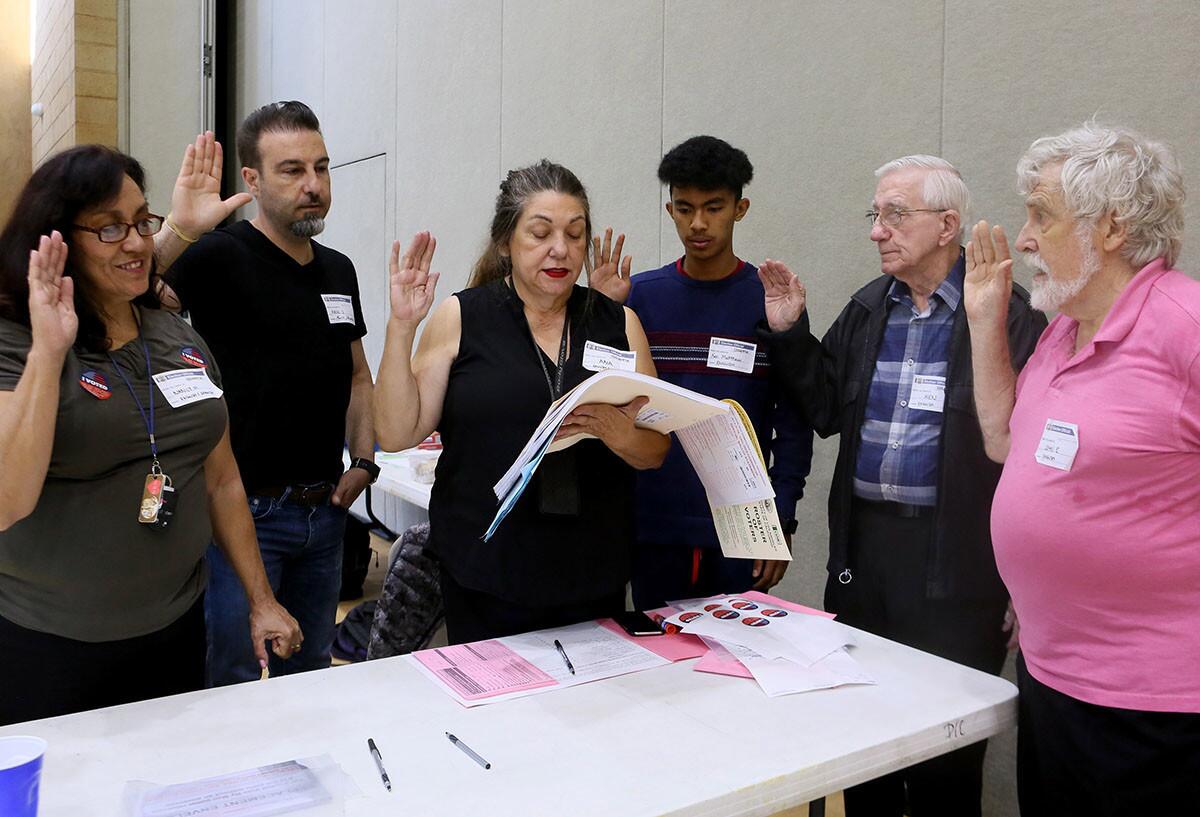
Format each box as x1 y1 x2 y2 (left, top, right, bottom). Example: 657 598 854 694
350 457 381 484
782 519 798 536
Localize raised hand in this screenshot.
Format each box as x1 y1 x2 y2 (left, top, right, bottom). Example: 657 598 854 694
590 227 632 304
27 232 77 358
965 220 1013 326
389 231 440 324
169 131 253 238
758 258 806 332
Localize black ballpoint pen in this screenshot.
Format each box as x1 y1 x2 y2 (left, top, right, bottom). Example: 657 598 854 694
553 638 576 675
368 737 391 791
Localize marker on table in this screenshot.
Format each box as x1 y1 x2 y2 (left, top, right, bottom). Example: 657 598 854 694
367 738 391 791
553 638 576 675
446 732 491 770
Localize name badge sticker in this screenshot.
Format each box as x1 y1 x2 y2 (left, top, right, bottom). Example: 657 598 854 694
908 375 947 413
707 337 757 374
80 370 111 400
152 368 224 409
1035 419 1079 471
582 340 637 373
179 346 207 368
321 293 356 325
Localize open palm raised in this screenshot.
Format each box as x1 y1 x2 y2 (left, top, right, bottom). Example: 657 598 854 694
389 231 441 324
27 232 77 357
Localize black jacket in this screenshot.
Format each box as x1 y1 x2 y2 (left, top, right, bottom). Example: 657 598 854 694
760 269 1046 601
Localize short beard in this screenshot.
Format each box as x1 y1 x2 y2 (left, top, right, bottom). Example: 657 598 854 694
1027 222 1100 313
289 215 325 238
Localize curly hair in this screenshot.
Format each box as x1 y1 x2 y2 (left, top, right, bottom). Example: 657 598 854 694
658 136 754 198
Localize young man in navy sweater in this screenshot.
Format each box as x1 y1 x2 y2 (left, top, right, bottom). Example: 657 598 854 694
596 135 813 609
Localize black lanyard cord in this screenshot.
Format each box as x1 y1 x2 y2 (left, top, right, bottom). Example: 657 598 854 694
106 312 158 465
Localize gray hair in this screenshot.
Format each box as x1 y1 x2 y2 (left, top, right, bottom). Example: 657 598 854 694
875 155 971 240
1017 122 1185 268
469 159 593 288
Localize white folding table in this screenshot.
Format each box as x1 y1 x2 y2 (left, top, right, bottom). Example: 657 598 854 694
0 625 1015 816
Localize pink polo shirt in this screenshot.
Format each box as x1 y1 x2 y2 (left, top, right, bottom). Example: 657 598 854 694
992 258 1200 713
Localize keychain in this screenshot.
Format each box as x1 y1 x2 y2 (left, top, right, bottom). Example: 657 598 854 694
139 463 174 525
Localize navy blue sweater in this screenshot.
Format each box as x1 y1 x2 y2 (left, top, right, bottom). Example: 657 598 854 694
627 259 813 549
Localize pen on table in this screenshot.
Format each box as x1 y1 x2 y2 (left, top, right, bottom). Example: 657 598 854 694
553 638 576 675
446 731 491 770
367 737 391 791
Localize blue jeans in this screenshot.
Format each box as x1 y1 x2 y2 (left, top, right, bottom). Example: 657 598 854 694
205 493 347 686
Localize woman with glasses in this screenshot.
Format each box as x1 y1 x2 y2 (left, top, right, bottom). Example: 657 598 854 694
0 141 301 724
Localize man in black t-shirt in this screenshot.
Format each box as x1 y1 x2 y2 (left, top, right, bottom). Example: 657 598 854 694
162 102 378 685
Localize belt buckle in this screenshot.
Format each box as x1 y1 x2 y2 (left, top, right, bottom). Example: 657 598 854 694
294 483 331 506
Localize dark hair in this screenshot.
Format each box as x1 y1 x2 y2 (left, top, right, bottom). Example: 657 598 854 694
236 100 322 170
469 160 593 288
0 145 162 353
658 135 754 199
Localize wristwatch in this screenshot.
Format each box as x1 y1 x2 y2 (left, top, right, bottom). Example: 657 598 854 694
350 457 381 484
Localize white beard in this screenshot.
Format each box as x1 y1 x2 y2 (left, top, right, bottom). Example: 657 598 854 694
1026 225 1100 313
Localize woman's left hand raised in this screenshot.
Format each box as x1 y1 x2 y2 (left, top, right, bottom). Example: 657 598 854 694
169 131 253 239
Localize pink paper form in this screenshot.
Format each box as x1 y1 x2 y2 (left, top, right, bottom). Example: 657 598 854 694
413 640 557 701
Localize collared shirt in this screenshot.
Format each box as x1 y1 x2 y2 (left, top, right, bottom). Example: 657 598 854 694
853 253 964 505
992 258 1200 712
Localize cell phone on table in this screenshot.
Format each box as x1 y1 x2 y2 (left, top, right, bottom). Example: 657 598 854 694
614 611 665 636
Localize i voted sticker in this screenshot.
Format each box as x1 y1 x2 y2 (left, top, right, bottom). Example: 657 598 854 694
179 346 207 368
582 340 636 373
153 368 223 409
321 293 356 325
707 337 757 374
908 374 946 413
80 370 111 400
1035 419 1079 471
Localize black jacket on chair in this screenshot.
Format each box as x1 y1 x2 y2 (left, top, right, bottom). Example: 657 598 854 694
759 270 1046 602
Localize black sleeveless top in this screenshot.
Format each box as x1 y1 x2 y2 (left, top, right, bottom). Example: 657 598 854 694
429 280 636 605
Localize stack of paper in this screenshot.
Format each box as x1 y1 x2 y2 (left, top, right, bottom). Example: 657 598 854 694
485 369 792 563
665 593 875 697
409 619 693 707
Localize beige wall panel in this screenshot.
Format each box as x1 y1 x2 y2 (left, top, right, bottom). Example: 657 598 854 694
323 156 390 377
663 0 946 609
0 0 31 222
394 0 502 298
321 0 396 165
944 0 1200 281
128 0 203 211
500 0 664 278
270 0 324 115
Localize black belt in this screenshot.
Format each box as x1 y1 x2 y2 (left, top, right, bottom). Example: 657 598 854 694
853 497 934 519
250 482 335 507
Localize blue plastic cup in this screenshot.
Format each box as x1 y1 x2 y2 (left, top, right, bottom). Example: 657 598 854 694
0 736 47 817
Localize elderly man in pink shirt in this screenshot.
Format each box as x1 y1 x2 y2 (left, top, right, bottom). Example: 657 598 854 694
964 122 1200 815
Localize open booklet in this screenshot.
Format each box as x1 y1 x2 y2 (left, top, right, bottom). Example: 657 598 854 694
485 369 792 562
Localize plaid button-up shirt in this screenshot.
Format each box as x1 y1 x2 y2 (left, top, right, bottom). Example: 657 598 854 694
852 254 964 506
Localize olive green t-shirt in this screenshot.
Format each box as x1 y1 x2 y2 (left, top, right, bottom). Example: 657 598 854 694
0 308 227 642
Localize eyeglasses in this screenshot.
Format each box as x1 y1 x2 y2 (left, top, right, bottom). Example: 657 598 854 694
864 208 948 228
72 215 165 244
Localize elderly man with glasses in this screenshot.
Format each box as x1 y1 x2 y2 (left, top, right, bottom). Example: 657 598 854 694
756 156 1045 817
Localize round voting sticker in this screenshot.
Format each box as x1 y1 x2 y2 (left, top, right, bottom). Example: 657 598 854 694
678 611 704 623
761 609 789 618
730 601 759 610
712 609 740 620
703 603 723 612
180 346 207 367
80 370 111 399
742 616 770 627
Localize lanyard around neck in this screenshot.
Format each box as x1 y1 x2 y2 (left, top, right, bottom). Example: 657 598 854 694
531 315 570 400
106 315 158 466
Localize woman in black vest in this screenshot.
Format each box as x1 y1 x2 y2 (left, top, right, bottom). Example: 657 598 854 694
375 161 669 643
